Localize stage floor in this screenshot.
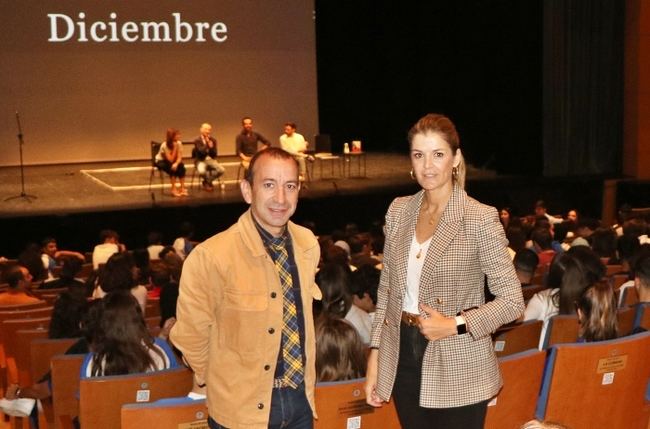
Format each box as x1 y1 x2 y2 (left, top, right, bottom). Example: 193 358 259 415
1 153 455 218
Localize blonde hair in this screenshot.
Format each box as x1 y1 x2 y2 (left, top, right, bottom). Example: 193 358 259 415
521 419 571 429
408 113 465 189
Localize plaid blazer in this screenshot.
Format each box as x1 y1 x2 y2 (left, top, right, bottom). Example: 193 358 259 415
370 185 524 408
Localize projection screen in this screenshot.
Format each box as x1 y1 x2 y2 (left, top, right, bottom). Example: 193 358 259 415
0 1 318 166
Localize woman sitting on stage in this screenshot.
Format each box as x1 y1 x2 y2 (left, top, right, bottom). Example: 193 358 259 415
155 128 188 197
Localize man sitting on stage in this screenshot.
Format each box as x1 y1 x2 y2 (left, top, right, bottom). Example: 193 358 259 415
236 117 271 173
279 122 313 182
193 123 225 191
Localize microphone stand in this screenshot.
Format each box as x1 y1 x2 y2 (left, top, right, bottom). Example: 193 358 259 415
5 111 37 202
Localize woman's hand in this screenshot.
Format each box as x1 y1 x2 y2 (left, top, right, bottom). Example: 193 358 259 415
5 384 19 399
417 304 457 341
171 163 178 171
364 349 384 407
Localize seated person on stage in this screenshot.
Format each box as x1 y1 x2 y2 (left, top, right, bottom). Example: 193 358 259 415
235 116 270 172
41 237 85 281
81 291 177 377
155 128 188 197
315 314 366 382
92 229 125 270
0 265 41 305
193 122 225 191
279 122 313 182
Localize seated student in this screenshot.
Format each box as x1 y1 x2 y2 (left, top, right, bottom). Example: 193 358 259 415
348 234 381 269
92 229 125 270
0 265 41 305
48 289 89 339
531 227 556 269
40 257 86 290
92 252 148 314
81 291 177 377
514 248 540 287
173 221 195 260
349 264 380 323
575 281 618 342
315 315 366 382
41 237 85 281
147 231 165 261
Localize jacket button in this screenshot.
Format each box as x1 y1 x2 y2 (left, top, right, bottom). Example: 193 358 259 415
257 403 264 409
435 298 443 304
268 328 275 334
270 292 277 298
264 365 271 371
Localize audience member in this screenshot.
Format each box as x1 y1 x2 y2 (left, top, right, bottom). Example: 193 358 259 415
531 227 556 268
0 265 41 305
571 218 600 247
173 221 195 260
92 229 124 270
590 227 618 263
93 252 147 313
316 263 371 345
41 237 84 280
314 315 366 382
349 264 380 321
513 249 539 286
39 257 85 290
81 291 177 377
348 234 381 269
534 200 563 225
521 420 571 429
566 209 579 223
48 289 89 339
147 231 165 260
193 123 225 191
18 243 47 283
576 281 618 342
155 128 188 197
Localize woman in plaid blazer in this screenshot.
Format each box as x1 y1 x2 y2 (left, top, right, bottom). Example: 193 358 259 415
364 114 524 429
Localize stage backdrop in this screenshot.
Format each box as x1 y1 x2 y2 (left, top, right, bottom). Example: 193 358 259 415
0 1 318 166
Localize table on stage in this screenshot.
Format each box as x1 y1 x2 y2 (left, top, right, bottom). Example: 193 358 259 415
342 152 367 178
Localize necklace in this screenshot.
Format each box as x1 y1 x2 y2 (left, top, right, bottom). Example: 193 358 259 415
416 246 423 259
414 237 432 259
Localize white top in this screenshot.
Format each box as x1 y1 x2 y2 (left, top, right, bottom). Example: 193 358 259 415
173 237 192 260
92 243 119 270
523 288 559 349
344 304 372 345
403 235 432 314
279 132 307 156
147 245 165 261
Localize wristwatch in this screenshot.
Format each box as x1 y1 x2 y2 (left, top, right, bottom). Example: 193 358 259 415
455 315 467 335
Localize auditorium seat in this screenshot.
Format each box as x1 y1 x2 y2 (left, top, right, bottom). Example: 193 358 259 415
633 303 650 332
484 349 546 429
493 319 543 357
541 314 579 349
30 337 79 384
536 331 650 428
313 378 400 429
51 354 84 429
121 397 208 429
78 366 193 429
617 305 637 337
2 316 51 385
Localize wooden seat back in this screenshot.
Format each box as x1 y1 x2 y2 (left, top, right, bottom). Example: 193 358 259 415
79 367 193 429
10 328 49 385
617 306 637 337
1 317 51 384
536 331 650 427
633 303 650 332
121 398 208 429
542 314 579 349
485 349 546 429
51 354 84 429
493 320 543 357
313 378 401 429
30 337 79 383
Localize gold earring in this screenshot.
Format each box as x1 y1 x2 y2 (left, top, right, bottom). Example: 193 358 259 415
452 167 458 179
410 169 415 180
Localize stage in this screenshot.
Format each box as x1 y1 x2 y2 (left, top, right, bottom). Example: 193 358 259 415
0 152 637 259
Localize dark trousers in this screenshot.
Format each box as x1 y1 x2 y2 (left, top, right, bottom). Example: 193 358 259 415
156 159 186 178
208 384 313 429
392 323 488 429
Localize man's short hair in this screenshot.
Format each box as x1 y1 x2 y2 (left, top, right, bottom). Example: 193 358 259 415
534 200 547 210
99 229 119 242
284 122 297 130
531 228 553 250
4 265 25 289
514 249 539 275
245 147 298 184
41 237 56 248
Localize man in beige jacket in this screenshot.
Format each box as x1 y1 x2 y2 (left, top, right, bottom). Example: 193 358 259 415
170 147 321 429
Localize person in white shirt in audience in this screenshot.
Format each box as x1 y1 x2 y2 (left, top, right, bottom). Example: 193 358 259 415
147 231 165 260
92 229 125 270
173 222 195 260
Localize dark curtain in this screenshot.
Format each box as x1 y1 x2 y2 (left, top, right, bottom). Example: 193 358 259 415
543 0 625 176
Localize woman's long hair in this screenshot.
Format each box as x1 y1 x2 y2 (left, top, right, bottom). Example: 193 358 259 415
48 290 89 339
165 128 179 150
314 263 352 318
315 315 366 382
90 291 163 376
576 281 618 342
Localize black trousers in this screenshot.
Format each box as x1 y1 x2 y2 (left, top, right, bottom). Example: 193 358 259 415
392 322 488 429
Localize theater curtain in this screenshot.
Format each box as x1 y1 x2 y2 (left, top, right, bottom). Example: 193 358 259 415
542 0 624 176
